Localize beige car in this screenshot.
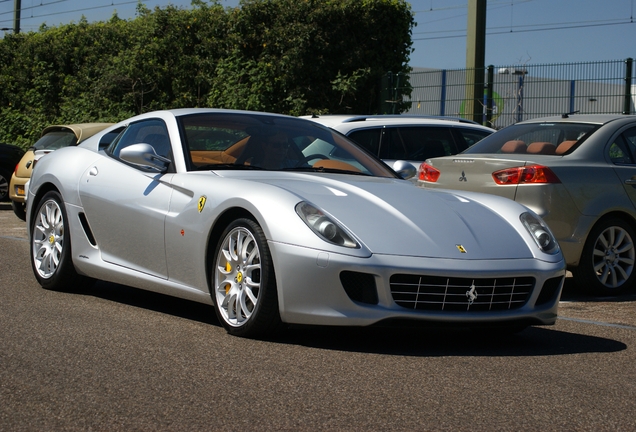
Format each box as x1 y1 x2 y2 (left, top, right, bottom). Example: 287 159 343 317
9 123 114 220
418 114 636 296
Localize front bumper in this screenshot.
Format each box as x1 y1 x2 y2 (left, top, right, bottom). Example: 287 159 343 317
269 241 566 327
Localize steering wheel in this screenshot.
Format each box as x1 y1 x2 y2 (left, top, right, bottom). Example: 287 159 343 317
296 153 329 167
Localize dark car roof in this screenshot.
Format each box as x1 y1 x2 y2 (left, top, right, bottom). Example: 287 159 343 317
0 143 25 169
518 114 636 125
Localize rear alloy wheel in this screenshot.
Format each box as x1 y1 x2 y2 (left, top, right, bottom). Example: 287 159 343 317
212 218 281 338
574 217 636 296
31 191 87 291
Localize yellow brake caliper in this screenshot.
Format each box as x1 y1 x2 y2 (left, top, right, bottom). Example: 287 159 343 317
225 262 232 294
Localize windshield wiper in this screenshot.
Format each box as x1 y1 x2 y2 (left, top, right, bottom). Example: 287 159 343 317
196 163 265 171
281 166 372 176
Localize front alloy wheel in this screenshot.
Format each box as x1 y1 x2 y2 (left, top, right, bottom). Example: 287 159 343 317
575 217 636 295
213 218 280 337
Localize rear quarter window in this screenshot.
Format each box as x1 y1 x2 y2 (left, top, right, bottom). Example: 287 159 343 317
347 129 382 156
454 128 491 151
386 126 454 160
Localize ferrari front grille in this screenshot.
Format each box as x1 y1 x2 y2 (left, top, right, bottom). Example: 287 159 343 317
390 275 535 312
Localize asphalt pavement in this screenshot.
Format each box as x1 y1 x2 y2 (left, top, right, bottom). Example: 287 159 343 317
1 202 636 431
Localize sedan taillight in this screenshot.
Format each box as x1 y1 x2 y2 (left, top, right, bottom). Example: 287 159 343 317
492 165 560 185
418 163 441 182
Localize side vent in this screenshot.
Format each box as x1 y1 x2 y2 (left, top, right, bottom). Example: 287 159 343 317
340 271 379 305
78 213 97 246
536 276 564 306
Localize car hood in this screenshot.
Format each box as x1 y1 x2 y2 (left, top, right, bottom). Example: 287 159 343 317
234 172 536 260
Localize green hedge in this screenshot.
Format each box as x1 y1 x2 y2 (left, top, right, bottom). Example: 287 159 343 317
0 0 414 148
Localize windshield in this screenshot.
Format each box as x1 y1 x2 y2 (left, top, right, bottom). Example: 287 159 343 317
462 122 598 155
33 130 78 151
179 113 397 178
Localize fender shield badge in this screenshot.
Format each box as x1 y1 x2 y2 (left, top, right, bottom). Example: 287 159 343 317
198 196 207 213
456 244 467 253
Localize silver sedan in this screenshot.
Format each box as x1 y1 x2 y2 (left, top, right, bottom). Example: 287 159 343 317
27 109 565 338
419 114 636 296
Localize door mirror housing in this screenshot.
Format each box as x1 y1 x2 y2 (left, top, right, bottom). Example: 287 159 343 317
119 143 170 173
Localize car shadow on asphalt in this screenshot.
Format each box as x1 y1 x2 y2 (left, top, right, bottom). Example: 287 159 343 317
561 277 636 303
86 280 220 327
83 280 627 358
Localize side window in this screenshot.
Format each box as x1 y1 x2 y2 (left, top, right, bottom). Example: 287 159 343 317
454 128 491 152
390 127 454 161
98 127 126 150
608 135 634 165
109 119 172 160
347 129 382 157
619 127 636 163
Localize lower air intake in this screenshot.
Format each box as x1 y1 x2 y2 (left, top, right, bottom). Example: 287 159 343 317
340 271 379 305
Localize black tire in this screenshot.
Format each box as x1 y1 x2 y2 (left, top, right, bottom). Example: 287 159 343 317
212 218 281 338
30 191 89 291
11 200 26 221
0 169 10 202
573 217 636 296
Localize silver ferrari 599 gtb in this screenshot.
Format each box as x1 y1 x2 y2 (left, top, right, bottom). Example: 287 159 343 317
27 109 566 338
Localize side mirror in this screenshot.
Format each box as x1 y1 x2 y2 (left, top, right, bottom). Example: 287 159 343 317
392 160 416 180
119 143 170 173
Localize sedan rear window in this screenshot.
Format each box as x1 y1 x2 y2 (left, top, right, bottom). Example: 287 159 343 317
463 123 598 155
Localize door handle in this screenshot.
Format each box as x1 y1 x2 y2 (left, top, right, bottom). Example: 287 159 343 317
89 167 98 176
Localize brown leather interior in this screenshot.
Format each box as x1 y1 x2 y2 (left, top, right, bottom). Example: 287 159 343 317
527 142 556 155
556 140 577 155
501 140 526 153
313 159 361 172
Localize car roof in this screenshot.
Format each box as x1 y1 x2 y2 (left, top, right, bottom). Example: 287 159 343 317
301 114 495 132
41 123 115 142
517 114 636 125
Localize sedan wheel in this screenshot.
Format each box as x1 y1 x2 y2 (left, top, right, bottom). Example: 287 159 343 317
575 217 636 295
213 218 281 337
0 169 9 201
31 191 86 290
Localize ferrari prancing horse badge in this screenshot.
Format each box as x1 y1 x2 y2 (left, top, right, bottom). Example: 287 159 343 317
198 196 207 213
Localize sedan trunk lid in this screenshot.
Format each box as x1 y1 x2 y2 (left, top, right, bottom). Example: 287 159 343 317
420 155 536 200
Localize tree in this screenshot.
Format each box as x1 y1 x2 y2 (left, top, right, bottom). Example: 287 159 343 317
0 0 414 148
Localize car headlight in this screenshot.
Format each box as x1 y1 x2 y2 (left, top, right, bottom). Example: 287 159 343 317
295 202 359 248
520 212 560 255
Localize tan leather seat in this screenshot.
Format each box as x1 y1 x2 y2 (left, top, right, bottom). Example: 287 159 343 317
556 140 577 155
527 142 556 155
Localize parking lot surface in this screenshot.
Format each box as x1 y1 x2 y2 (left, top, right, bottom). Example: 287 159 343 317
2 202 636 430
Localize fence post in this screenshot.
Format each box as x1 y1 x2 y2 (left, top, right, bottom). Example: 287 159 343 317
379 72 392 114
486 65 494 127
517 75 524 123
440 70 447 116
624 58 633 115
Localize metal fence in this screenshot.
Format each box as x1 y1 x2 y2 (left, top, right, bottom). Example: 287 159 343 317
387 59 635 129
